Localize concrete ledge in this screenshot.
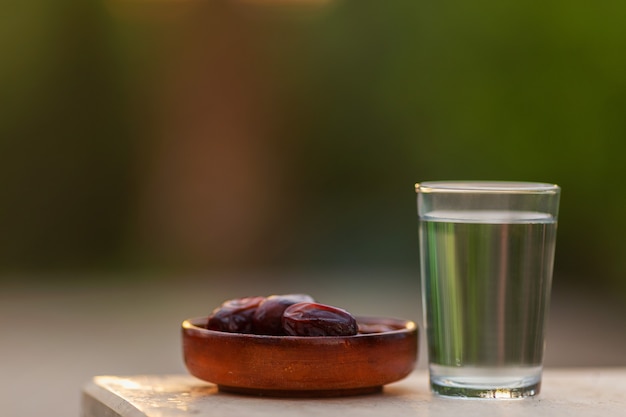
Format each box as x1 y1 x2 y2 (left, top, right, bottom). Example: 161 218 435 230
82 368 626 417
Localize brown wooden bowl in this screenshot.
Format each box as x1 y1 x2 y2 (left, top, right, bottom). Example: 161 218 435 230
182 316 418 397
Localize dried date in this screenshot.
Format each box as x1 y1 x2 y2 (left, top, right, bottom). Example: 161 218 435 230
252 294 315 335
206 296 265 333
282 302 358 336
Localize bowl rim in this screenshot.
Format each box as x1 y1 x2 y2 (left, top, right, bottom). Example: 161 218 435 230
182 315 417 340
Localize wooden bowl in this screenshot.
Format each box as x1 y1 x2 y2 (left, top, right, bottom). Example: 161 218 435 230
182 316 418 397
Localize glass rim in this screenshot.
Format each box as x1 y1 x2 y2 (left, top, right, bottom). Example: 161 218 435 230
415 181 560 194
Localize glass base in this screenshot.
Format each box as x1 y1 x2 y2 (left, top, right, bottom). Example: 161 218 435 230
430 365 542 399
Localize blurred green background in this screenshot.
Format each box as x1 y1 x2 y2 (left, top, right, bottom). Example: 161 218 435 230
2 0 626 296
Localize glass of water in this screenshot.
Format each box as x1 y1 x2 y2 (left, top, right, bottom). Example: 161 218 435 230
415 181 560 399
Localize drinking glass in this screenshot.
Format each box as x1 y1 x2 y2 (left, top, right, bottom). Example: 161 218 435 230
415 181 560 399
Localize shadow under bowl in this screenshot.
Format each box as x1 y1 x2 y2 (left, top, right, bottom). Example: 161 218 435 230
182 316 418 397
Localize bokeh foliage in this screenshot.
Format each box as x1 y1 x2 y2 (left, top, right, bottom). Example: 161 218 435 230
1 1 625 295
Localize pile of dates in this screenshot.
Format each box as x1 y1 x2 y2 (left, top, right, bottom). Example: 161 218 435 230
206 294 361 336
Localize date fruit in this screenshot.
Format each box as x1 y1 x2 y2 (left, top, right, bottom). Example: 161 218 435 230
207 296 265 333
252 294 315 335
282 302 358 336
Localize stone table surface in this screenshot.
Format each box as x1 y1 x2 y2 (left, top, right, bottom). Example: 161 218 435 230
82 369 626 417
